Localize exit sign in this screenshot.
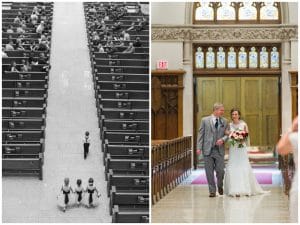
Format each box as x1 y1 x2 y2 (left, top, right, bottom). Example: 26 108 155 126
157 60 168 70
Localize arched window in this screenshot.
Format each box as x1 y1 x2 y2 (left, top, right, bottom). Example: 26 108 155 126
193 2 281 24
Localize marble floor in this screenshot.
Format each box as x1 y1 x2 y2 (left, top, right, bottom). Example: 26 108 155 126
152 173 290 223
2 2 111 222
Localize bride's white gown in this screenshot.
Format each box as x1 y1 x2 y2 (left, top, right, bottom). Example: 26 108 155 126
224 121 267 196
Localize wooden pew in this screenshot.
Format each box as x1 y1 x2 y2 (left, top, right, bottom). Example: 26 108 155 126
3 88 47 98
2 118 46 130
96 80 148 90
3 72 49 80
2 107 46 118
3 97 47 108
112 205 149 223
110 186 149 215
94 64 148 74
97 97 149 109
96 89 148 100
93 58 148 67
3 80 48 89
2 130 45 143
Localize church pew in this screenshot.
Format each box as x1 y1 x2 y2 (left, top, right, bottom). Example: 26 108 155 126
97 89 148 100
5 50 49 58
3 88 47 98
97 97 149 109
93 58 148 67
94 64 148 74
107 169 149 197
2 32 45 39
93 52 148 59
2 158 43 180
2 130 45 143
103 130 148 145
2 56 42 64
112 205 149 223
103 141 148 159
3 142 44 156
96 80 148 90
92 46 148 54
2 107 46 118
2 64 49 72
91 40 149 46
2 118 45 130
3 97 47 108
105 154 148 177
100 119 148 133
3 80 48 89
98 105 148 120
110 186 149 215
3 72 49 80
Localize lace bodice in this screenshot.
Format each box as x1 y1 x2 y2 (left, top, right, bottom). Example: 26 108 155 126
229 120 247 132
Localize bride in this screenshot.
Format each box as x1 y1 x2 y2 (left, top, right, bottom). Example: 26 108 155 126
224 108 268 197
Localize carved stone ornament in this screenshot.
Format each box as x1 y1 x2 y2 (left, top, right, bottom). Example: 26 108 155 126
152 25 298 42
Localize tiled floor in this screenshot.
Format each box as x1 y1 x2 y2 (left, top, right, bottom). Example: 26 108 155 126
152 169 290 223
2 2 111 222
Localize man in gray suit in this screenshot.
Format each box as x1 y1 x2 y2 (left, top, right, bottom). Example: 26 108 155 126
197 103 228 197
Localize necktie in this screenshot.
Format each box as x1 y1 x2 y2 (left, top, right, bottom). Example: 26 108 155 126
215 118 219 129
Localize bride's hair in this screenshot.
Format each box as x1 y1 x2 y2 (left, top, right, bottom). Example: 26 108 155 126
230 108 241 120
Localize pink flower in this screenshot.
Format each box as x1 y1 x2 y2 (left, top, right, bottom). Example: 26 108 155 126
196 149 201 155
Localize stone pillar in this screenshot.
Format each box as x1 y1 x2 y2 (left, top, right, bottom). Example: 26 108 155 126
182 40 194 166
281 40 292 133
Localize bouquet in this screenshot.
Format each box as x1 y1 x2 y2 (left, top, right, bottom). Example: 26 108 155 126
229 129 248 148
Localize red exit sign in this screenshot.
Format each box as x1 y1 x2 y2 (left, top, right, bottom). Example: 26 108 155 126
156 60 168 70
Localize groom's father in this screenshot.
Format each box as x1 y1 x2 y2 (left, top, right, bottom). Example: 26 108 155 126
197 103 228 197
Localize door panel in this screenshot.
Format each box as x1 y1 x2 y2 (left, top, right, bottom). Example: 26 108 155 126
196 76 279 147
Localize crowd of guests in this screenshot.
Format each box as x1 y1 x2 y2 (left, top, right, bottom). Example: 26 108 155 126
87 3 148 54
2 3 51 72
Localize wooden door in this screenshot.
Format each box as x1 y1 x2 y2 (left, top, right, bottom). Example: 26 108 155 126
196 76 279 147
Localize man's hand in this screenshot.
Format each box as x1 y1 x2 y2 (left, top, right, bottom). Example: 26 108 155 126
216 139 224 146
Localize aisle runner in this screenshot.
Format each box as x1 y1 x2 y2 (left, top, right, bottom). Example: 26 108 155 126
182 168 282 186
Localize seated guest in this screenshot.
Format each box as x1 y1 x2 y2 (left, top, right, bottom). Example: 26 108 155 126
92 31 100 45
16 25 25 34
40 12 47 22
2 47 8 58
5 40 15 51
97 43 105 53
28 52 38 65
16 41 25 51
36 21 45 34
89 6 97 13
111 22 122 32
38 52 48 64
11 61 19 72
31 12 38 25
106 41 117 54
37 42 49 51
133 37 142 47
122 30 130 41
14 15 21 24
20 59 31 72
123 42 135 53
6 25 14 33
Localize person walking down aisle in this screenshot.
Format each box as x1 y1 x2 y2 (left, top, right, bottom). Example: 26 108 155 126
83 131 91 159
277 116 298 223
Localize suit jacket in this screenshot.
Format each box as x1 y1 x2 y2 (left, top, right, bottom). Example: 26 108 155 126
197 115 228 156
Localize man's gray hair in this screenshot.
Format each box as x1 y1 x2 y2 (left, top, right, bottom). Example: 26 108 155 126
213 102 224 111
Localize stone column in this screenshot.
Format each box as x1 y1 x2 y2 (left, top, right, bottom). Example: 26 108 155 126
281 40 292 133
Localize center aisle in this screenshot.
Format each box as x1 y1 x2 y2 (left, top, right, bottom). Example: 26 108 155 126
42 2 110 222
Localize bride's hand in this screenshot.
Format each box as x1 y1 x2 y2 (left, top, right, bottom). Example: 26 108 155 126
216 139 224 146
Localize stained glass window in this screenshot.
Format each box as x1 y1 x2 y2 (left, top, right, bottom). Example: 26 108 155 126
270 47 279 68
249 47 258 68
239 2 257 20
206 47 215 68
195 47 204 68
194 2 280 23
217 2 235 20
195 2 214 21
260 47 269 68
217 47 225 68
238 47 247 68
260 2 279 20
228 47 236 68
